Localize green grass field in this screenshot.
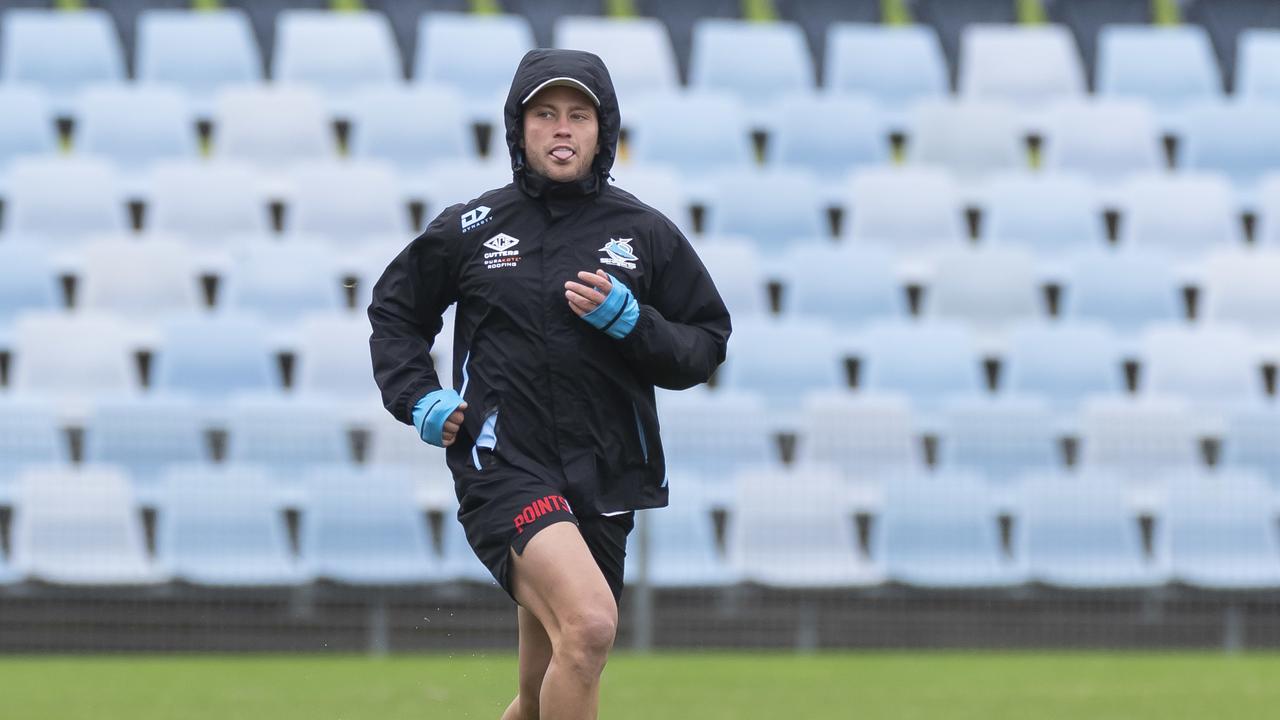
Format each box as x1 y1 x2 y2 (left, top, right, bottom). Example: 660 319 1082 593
2 652 1278 719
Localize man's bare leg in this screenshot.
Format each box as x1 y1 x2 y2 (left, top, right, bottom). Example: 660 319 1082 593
501 606 553 720
508 521 617 720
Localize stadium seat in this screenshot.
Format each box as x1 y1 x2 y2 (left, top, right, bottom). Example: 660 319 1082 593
144 160 270 243
224 395 353 478
0 398 67 498
1259 175 1280 246
856 321 985 410
1061 249 1182 333
0 85 56 180
958 24 1086 108
284 160 412 241
362 0 469 79
624 486 737 587
74 84 198 186
553 16 679 102
421 158 513 216
655 388 777 489
688 19 814 108
78 238 202 319
1049 0 1151 83
1040 100 1163 182
11 465 160 585
293 313 380 403
607 165 693 235
0 8 124 114
688 240 769 318
764 94 890 184
1019 469 1162 588
878 471 1023 587
11 311 139 401
716 317 846 407
1164 469 1280 589
212 85 336 169
1002 320 1125 411
1140 322 1265 410
1118 172 1242 256
775 0 880 75
728 465 881 587
1181 101 1280 194
152 312 277 400
135 8 262 116
223 243 345 322
83 395 205 496
272 9 401 115
915 0 1017 84
1236 29 1280 100
779 244 907 329
0 242 61 332
156 463 303 586
795 392 924 484
347 84 474 184
938 394 1059 483
626 92 753 183
500 0 601 50
301 466 440 585
1185 0 1280 90
845 166 964 253
703 169 827 255
219 0 326 73
824 24 947 115
633 0 740 83
3 157 127 244
922 246 1041 334
1202 249 1280 334
364 402 452 477
982 172 1106 257
1078 395 1201 482
905 99 1028 181
1096 26 1222 115
414 13 534 120
1223 404 1280 488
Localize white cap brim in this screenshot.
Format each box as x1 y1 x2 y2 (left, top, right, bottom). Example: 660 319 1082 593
521 77 600 107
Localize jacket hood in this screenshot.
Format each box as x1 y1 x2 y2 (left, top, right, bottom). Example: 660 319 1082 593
504 48 620 198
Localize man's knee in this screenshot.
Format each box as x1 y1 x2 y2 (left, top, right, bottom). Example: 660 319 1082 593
557 607 617 677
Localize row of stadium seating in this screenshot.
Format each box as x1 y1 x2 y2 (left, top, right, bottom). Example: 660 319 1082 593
2 462 1278 590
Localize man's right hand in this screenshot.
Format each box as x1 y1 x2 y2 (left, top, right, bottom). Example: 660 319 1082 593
412 389 468 447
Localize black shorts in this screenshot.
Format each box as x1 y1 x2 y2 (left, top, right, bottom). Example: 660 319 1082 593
453 453 635 605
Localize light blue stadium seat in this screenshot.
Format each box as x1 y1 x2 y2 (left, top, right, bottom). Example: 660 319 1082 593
958 24 1086 108
625 485 737 588
421 157 513 215
1140 322 1265 410
79 238 202 319
1002 320 1124 411
1236 29 1280 100
12 465 161 585
157 463 303 586
824 24 946 115
1097 26 1222 115
348 84 473 184
273 9 400 115
0 85 56 180
0 8 124 114
223 244 344 322
689 18 814 107
1062 249 1182 333
11 311 138 400
75 84 199 184
906 99 1028 181
982 172 1106 257
0 242 60 332
1203 249 1280 334
1182 101 1280 193
1224 404 1280 488
922 246 1041 334
554 16 679 102
857 320 984 410
225 395 353 480
655 388 777 491
1260 175 1280 247
83 395 205 498
1119 172 1242 256
153 311 276 399
414 13 534 120
626 91 753 182
136 8 262 116
795 392 923 484
764 94 889 184
1164 469 1280 589
608 165 693 235
284 159 410 241
1079 395 1201 482
1041 100 1163 182
689 240 769 318
145 160 270 242
729 465 881 587
846 166 964 253
293 313 380 403
0 398 67 502
213 85 336 169
716 317 845 407
301 466 440 585
878 471 1023 588
704 168 827 254
780 244 906 328
939 394 1059 483
1019 469 1162 588
4 157 127 244
365 402 452 479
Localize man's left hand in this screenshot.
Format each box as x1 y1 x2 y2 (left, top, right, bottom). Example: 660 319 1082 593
565 269 639 339
565 270 613 317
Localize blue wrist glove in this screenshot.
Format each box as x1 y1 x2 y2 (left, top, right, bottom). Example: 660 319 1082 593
581 273 639 340
412 388 465 447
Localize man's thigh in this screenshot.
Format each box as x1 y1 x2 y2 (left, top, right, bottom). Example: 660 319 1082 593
510 521 617 639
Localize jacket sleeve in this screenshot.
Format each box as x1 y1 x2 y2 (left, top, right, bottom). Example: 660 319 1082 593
367 213 461 425
616 220 731 390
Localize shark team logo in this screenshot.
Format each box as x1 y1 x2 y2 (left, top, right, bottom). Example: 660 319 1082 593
461 205 491 232
598 238 638 270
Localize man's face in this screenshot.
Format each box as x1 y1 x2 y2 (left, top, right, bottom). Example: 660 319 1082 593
521 85 599 183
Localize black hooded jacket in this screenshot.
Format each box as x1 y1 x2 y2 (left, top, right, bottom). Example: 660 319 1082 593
368 49 731 514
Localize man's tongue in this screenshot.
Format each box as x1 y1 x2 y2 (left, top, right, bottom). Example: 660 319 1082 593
551 147 575 161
